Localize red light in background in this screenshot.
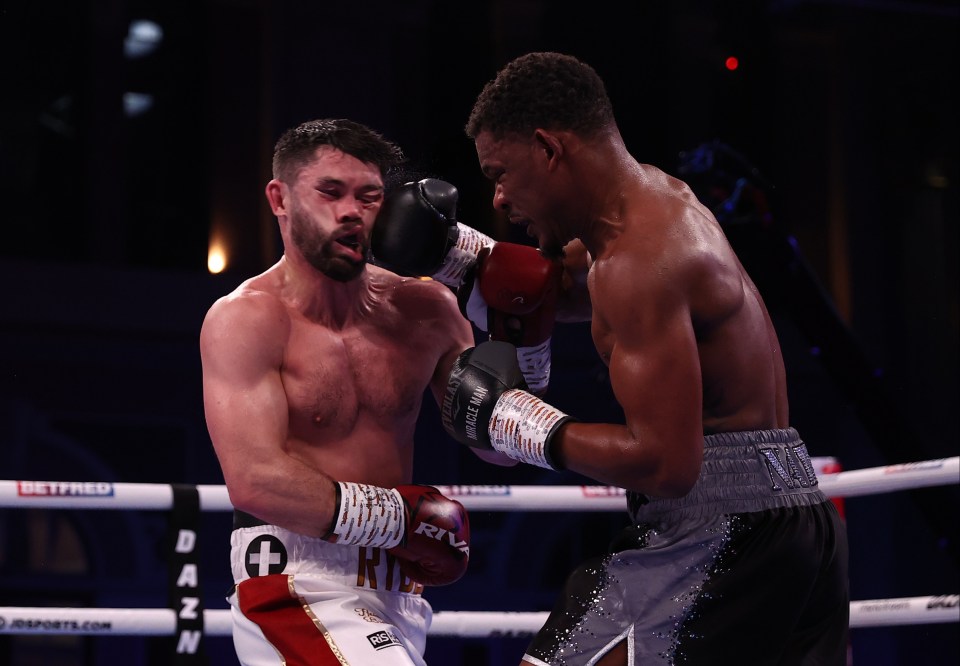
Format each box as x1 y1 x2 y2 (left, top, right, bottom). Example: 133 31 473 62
725 56 739 71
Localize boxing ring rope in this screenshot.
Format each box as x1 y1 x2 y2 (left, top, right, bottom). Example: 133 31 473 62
2 456 957 512
0 596 957 637
0 456 957 641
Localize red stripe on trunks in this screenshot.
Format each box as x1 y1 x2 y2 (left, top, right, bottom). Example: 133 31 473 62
237 574 347 665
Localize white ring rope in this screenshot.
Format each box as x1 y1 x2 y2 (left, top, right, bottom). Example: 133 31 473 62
0 456 956 638
0 456 956 512
0 597 957 637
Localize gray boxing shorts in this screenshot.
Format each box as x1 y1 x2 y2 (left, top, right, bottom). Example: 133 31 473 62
524 428 849 666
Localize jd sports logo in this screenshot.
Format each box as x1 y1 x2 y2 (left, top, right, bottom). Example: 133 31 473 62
244 535 287 578
367 629 402 651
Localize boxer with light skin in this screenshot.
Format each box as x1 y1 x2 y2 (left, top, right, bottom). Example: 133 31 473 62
201 119 498 666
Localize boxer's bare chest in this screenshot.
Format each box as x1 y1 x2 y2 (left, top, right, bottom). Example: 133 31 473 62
281 316 436 439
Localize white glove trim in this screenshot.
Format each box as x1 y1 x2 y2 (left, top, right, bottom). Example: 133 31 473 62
432 224 494 288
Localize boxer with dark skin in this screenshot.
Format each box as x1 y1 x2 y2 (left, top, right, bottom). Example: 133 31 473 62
474 104 785 497
450 52 849 666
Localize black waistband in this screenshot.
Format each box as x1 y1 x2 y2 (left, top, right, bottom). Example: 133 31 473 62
233 509 268 530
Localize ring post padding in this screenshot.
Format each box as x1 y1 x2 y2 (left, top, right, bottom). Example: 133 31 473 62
167 484 207 663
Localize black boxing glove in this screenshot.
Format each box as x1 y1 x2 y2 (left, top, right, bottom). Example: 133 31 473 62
371 178 493 288
441 340 572 469
323 481 470 586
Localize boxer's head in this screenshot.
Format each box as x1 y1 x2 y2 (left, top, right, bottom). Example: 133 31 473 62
267 120 406 281
465 52 615 142
272 118 404 186
468 53 618 259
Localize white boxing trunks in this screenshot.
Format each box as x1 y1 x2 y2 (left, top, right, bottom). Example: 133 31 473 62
229 517 432 666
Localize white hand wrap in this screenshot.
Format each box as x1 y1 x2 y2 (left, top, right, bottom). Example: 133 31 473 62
489 388 568 469
432 223 494 288
328 482 405 549
516 338 552 396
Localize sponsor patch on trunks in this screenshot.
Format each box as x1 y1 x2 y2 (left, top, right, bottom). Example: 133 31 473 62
367 629 402 651
243 535 287 578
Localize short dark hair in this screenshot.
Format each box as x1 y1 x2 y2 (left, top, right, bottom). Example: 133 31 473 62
272 118 405 183
465 52 616 140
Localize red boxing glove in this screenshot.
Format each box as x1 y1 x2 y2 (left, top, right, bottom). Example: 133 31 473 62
388 485 470 586
479 243 561 344
461 243 561 395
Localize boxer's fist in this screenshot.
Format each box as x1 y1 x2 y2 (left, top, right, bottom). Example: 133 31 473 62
371 178 493 288
371 179 459 277
442 341 571 469
389 485 470 586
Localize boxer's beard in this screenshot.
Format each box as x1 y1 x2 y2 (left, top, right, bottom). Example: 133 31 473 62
289 205 366 282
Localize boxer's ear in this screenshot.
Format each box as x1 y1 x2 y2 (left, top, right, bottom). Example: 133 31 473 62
265 179 287 216
533 129 564 171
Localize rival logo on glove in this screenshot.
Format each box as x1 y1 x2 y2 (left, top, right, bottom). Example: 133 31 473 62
412 521 470 556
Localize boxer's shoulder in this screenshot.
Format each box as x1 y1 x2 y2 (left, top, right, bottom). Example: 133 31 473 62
370 265 462 314
201 278 290 348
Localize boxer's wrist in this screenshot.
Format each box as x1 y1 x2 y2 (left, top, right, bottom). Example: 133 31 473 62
326 481 405 548
433 223 494 288
489 388 570 469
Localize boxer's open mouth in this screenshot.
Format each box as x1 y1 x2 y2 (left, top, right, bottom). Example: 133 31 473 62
336 231 362 250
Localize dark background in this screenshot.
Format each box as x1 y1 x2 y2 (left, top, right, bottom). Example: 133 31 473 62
1 1 957 664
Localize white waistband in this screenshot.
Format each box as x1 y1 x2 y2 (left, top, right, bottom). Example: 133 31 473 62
230 524 424 595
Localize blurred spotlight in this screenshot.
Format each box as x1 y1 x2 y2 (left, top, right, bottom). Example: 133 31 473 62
208 239 228 274
124 20 164 59
725 56 739 71
123 20 163 117
123 92 154 117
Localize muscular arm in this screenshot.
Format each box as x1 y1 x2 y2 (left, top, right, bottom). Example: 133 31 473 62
200 292 337 537
550 254 704 497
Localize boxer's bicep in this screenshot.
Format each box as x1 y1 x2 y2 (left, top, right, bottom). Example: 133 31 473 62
200 296 290 491
592 259 703 495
